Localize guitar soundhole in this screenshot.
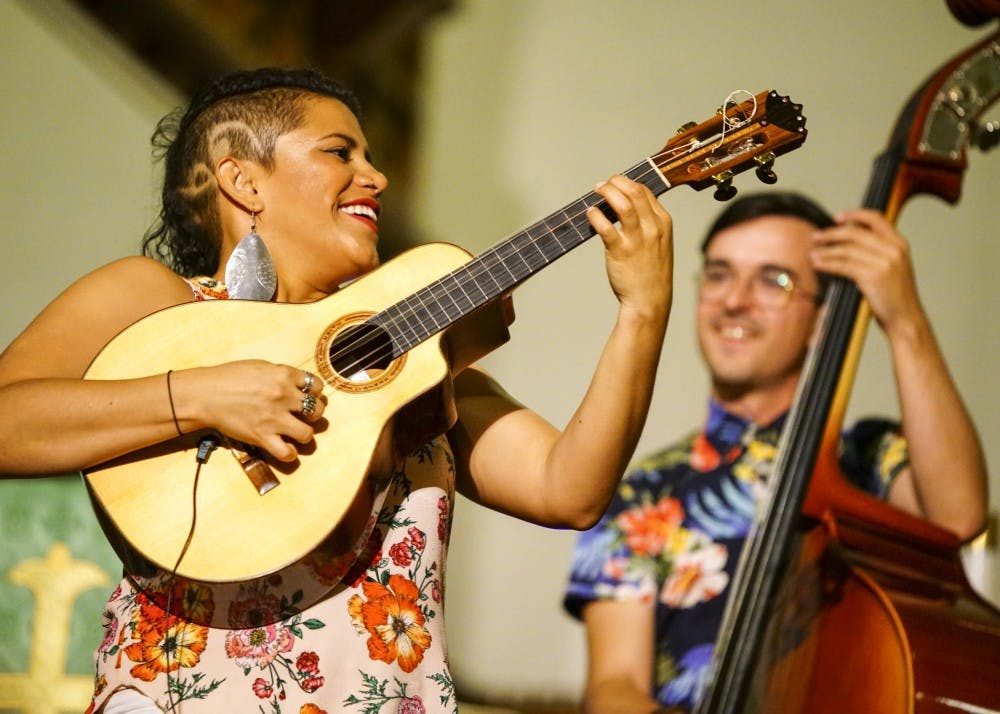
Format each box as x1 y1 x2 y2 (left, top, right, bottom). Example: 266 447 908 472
329 322 394 382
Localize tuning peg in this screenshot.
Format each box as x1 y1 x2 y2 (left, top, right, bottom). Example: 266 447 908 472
676 121 697 134
972 120 999 152
754 152 778 184
712 170 737 201
716 100 739 116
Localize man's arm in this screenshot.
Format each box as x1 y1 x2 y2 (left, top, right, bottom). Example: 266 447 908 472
582 599 663 714
812 209 988 540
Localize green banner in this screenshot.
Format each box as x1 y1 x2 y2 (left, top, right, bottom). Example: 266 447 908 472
0 475 122 713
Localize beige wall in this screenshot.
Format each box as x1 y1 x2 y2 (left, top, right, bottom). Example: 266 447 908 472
0 0 179 345
2 0 997 707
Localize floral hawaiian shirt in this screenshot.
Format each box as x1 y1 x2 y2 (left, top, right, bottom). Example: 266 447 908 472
563 401 908 712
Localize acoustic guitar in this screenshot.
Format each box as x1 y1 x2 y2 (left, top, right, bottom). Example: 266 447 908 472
84 89 808 586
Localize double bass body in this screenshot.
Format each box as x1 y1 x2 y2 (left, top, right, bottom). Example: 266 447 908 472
759 507 1000 712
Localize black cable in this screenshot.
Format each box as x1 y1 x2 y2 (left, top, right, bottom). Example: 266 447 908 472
162 436 216 712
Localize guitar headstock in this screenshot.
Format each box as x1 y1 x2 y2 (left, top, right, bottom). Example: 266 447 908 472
653 90 807 200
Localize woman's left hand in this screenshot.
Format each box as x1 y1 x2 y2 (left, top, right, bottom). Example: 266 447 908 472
588 175 674 323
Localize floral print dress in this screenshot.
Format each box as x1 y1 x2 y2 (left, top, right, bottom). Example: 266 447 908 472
563 400 909 712
88 278 459 714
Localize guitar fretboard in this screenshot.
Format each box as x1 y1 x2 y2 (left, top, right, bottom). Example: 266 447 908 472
375 160 669 358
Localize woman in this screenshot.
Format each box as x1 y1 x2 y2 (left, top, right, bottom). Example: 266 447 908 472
0 67 673 711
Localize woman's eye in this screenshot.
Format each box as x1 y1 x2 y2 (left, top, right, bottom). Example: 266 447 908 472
325 147 350 160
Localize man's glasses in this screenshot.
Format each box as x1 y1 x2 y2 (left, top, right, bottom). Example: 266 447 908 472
696 264 821 309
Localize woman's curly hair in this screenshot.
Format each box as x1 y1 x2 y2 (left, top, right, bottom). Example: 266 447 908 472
141 67 362 277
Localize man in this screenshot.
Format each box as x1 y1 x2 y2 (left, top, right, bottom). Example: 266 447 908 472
563 191 988 713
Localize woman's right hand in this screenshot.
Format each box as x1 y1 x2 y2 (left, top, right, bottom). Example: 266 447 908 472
170 360 327 462
0 257 336 475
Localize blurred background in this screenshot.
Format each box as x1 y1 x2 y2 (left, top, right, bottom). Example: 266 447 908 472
1 1 997 711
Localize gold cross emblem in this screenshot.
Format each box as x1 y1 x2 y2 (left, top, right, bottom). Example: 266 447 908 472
0 542 109 713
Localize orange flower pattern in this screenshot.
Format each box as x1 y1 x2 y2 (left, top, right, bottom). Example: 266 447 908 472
348 575 431 673
123 614 209 682
300 705 329 714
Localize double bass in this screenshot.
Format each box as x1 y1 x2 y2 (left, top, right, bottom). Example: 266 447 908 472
699 9 1000 714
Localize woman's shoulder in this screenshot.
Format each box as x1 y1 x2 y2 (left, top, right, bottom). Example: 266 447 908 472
86 255 189 288
59 256 196 308
0 257 199 379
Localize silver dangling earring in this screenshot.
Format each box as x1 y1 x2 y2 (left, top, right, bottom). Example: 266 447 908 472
225 211 277 301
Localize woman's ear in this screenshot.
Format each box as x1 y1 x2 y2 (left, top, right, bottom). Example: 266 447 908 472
216 156 263 214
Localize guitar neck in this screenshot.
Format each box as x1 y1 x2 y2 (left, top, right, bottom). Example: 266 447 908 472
364 89 808 367
376 160 670 357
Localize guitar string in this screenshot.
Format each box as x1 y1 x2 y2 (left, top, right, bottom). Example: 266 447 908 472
327 91 771 376
716 89 757 150
323 112 763 378
320 129 736 374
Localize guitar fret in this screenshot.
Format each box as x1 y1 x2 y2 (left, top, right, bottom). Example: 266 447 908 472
552 199 592 251
442 276 484 320
626 160 669 195
480 249 508 295
513 227 551 271
426 280 468 322
539 212 571 254
471 246 521 302
395 294 441 341
452 266 493 306
407 289 439 333
497 235 536 276
535 230 561 263
491 240 535 285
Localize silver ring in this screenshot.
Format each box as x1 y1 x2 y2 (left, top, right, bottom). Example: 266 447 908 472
300 371 315 393
300 393 318 417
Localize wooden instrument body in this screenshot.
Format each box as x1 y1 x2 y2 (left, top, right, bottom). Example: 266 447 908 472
784 29 1000 711
756 501 1000 713
83 242 510 584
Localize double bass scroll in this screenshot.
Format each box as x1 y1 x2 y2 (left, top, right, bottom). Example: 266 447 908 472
947 0 1000 26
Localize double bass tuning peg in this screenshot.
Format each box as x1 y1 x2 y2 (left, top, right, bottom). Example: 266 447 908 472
754 152 778 184
972 120 999 152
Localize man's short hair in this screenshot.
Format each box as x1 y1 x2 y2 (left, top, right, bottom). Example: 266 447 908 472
700 191 835 254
